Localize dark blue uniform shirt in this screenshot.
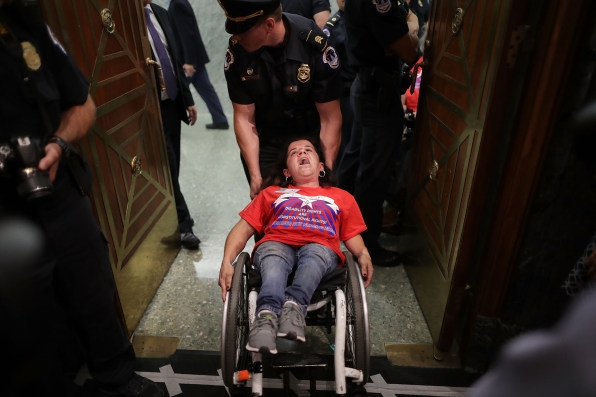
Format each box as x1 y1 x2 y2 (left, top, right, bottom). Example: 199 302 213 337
281 0 331 20
323 9 357 85
0 10 88 141
224 13 341 145
0 9 88 205
344 0 410 70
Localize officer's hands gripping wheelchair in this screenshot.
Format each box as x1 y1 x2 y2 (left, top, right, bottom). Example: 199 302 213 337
221 251 370 396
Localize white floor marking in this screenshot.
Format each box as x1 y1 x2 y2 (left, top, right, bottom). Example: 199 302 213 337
137 366 469 397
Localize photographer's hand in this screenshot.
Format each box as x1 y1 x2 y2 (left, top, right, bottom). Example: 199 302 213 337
38 94 96 181
41 141 62 182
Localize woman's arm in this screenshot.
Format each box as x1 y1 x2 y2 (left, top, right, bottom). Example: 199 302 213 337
344 235 373 288
219 218 256 301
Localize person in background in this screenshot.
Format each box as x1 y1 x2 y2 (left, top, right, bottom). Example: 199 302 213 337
406 0 430 55
335 0 419 267
281 0 331 30
144 0 201 250
218 137 373 354
218 0 343 199
0 1 163 395
382 57 423 233
168 0 230 130
323 0 357 164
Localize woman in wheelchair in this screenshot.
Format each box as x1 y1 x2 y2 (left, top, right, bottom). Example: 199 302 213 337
218 137 373 355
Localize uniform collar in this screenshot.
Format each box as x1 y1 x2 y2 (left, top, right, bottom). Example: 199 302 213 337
280 13 309 63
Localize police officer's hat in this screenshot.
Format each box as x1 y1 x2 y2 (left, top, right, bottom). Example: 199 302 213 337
218 0 281 34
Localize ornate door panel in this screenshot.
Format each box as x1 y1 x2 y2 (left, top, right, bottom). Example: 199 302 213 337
42 1 178 333
406 0 512 350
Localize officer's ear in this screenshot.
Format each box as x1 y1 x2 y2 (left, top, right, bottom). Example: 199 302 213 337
263 16 276 33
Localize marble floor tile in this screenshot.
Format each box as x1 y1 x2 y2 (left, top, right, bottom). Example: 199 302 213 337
134 114 432 357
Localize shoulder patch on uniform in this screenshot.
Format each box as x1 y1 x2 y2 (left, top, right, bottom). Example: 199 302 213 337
299 29 329 53
373 0 392 14
322 46 339 70
224 48 234 71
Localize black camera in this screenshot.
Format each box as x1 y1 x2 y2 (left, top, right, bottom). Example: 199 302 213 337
0 136 53 200
400 63 413 94
404 109 416 127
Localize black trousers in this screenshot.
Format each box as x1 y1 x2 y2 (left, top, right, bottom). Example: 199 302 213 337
336 74 404 254
240 143 282 185
0 176 135 396
160 99 193 233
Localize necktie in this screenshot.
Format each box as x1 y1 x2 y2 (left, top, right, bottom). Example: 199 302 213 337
145 7 178 100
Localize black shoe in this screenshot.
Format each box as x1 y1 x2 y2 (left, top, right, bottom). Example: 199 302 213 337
206 122 229 130
97 373 164 397
180 232 200 250
372 247 402 267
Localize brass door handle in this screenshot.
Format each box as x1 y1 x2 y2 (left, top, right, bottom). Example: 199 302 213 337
452 8 464 34
429 160 439 181
100 9 115 34
131 156 142 177
146 58 165 93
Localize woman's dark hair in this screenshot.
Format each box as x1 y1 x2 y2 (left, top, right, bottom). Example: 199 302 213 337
262 136 337 189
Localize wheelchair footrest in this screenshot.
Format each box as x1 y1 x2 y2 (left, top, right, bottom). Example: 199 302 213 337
271 353 328 369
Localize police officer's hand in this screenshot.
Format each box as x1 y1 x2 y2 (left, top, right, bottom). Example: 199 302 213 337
407 9 419 37
249 176 263 199
187 105 197 126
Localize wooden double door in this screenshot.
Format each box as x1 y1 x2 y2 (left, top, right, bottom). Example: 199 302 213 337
406 0 590 356
42 0 179 334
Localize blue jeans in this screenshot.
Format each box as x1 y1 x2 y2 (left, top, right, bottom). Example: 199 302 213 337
253 241 340 316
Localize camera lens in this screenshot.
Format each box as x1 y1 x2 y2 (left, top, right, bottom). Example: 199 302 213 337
16 167 53 200
8 137 54 200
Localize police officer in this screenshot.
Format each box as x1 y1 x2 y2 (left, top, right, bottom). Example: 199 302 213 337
0 1 162 396
323 0 356 163
218 0 343 199
406 0 430 54
281 0 331 29
336 0 419 267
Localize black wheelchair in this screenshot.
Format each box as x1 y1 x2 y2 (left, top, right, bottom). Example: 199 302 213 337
221 251 370 396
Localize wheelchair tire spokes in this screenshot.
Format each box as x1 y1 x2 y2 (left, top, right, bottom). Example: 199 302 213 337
345 256 370 385
221 253 251 388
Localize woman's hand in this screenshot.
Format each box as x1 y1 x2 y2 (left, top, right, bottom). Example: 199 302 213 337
219 262 235 302
357 253 373 288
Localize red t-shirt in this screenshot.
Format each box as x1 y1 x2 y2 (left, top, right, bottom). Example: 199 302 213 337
240 185 367 265
404 57 423 112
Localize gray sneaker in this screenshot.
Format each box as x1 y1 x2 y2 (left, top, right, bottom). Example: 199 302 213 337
246 310 278 354
277 301 306 342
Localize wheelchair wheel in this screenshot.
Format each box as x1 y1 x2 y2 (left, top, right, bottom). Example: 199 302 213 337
345 255 370 385
221 252 251 388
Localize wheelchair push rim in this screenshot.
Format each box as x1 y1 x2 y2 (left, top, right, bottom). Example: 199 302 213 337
345 254 370 385
221 252 251 388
